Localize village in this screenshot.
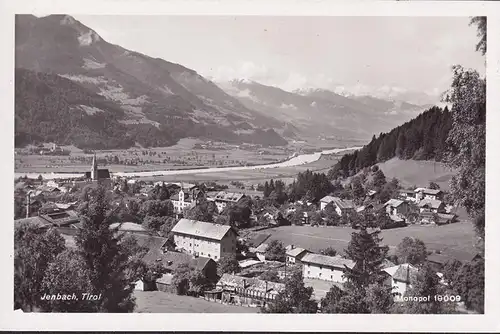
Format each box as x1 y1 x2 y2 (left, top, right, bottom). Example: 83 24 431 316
14 152 481 313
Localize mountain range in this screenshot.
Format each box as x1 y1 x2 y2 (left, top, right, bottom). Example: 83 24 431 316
15 14 432 149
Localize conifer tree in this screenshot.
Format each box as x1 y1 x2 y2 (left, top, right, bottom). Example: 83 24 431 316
75 185 136 312
344 227 389 288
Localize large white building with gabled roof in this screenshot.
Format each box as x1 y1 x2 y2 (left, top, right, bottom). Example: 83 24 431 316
171 218 238 261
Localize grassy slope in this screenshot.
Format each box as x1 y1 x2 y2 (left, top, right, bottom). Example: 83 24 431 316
258 222 476 261
376 158 456 191
133 291 259 313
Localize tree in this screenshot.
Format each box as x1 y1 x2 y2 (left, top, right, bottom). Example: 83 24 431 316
399 264 454 314
323 202 340 226
344 227 389 288
442 259 463 290
453 258 484 313
372 169 387 189
443 65 485 237
309 211 323 226
259 270 280 283
470 16 486 56
149 183 170 201
320 285 344 313
262 271 317 313
40 249 94 312
319 246 337 257
172 263 193 295
185 200 214 222
143 215 171 232
265 240 286 262
395 237 428 266
14 225 66 311
139 200 174 218
75 185 136 312
351 178 365 202
428 182 440 190
364 283 394 313
217 254 240 276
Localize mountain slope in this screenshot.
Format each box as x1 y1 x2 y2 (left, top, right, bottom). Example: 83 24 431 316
15 14 287 148
218 80 430 140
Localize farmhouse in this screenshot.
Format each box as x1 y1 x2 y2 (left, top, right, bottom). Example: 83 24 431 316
398 189 418 202
171 218 237 261
415 188 443 201
301 253 355 283
383 263 419 298
210 273 285 307
384 199 409 217
319 196 355 216
285 246 309 265
170 188 205 214
418 199 445 213
208 191 246 213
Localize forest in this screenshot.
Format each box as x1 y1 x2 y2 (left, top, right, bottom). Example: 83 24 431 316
328 106 453 179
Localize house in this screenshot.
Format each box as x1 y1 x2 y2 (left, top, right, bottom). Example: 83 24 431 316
171 218 238 261
383 263 419 298
38 210 80 227
285 246 309 265
252 243 269 262
211 273 285 307
398 189 418 203
170 188 205 214
418 199 445 213
301 253 355 283
319 196 355 216
426 253 452 272
365 190 377 200
208 191 246 213
415 188 444 201
383 199 409 217
260 206 283 225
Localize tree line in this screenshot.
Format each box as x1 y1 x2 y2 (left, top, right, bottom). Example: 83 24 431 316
328 106 453 179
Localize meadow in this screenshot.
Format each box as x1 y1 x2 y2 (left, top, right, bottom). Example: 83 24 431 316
250 221 477 261
133 291 259 313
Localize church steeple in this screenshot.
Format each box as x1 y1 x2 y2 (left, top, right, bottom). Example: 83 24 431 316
91 152 98 181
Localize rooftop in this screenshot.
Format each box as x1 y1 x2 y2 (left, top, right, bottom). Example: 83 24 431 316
383 263 419 284
301 253 355 269
110 222 147 232
217 273 285 294
320 196 355 210
285 247 308 258
418 198 443 209
415 188 442 195
384 199 405 208
211 191 245 202
171 218 234 241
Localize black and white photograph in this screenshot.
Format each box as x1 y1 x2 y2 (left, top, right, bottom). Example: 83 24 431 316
3 0 499 331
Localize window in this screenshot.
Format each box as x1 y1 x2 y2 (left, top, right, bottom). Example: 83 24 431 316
223 247 225 252
201 252 204 255
208 254 211 258
319 273 322 277
190 243 192 246
307 271 310 275
215 256 218 260
331 275 333 279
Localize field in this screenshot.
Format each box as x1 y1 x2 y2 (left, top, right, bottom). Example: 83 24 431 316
249 222 477 261
133 291 259 313
15 137 357 174
376 158 456 191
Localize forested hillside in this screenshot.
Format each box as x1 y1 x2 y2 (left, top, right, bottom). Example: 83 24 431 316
14 68 178 149
328 106 452 178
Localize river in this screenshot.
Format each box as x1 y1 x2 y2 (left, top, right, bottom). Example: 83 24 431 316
15 146 362 180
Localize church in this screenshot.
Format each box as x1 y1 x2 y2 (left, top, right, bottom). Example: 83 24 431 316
84 153 111 181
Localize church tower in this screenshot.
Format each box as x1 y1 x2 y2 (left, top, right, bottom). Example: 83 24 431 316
91 153 98 181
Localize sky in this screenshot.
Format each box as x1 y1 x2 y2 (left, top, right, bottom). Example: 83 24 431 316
73 15 485 101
